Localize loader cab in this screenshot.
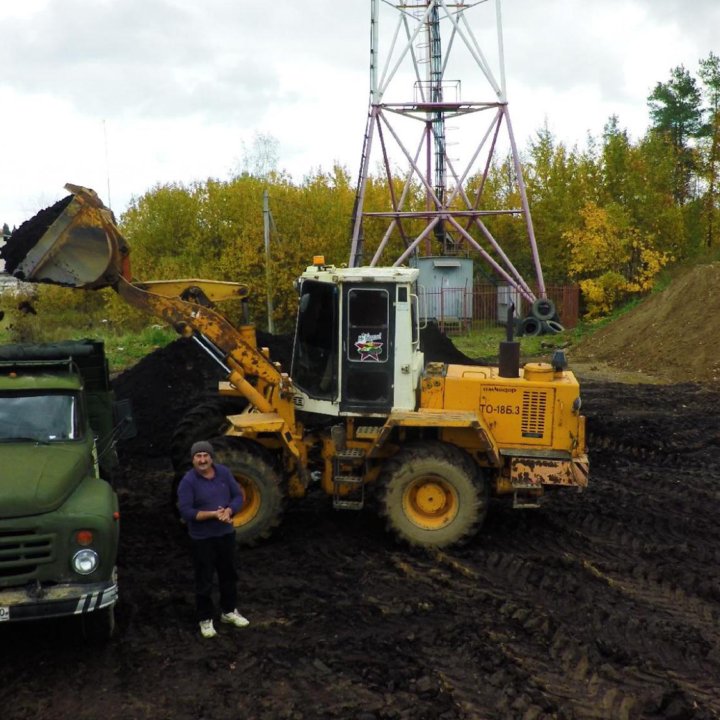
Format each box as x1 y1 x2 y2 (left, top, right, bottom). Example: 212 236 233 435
291 263 423 417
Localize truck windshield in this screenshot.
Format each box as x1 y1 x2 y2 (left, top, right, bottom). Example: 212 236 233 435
0 392 79 442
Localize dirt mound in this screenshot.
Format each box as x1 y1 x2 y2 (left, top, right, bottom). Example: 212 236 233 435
572 263 720 384
420 322 484 365
113 325 479 459
112 337 225 457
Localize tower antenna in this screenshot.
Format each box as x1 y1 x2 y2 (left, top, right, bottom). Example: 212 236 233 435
103 119 112 211
349 0 546 306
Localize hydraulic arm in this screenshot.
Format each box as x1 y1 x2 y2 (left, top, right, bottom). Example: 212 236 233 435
6 183 298 436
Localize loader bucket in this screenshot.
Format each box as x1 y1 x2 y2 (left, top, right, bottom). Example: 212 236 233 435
1 184 129 289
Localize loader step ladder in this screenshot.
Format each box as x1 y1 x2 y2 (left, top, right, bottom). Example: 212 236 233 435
333 447 366 510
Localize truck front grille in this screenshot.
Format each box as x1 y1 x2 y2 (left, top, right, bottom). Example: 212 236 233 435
521 391 548 439
0 529 55 581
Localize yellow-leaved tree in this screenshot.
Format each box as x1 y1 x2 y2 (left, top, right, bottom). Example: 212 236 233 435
564 201 671 317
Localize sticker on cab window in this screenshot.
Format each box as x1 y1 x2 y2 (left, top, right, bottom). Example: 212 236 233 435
354 332 383 361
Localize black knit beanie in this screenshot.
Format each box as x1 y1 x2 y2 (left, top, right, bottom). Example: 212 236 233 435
190 441 214 459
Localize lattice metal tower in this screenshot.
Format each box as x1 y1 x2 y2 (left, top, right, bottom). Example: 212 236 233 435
349 0 546 304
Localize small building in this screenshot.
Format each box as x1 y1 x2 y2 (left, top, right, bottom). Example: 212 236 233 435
411 256 474 325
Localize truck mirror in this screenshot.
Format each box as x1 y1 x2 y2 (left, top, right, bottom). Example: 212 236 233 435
113 399 137 440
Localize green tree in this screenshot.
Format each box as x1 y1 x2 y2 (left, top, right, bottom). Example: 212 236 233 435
600 116 633 205
522 126 589 282
698 52 720 248
647 65 703 204
120 183 204 277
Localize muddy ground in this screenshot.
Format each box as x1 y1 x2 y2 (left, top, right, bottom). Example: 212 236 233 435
2 327 720 720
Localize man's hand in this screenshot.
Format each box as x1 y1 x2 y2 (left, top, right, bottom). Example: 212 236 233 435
195 507 234 523
216 506 233 524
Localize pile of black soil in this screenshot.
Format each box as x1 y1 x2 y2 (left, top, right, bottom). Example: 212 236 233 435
113 332 295 458
112 337 224 458
420 322 484 365
0 195 73 275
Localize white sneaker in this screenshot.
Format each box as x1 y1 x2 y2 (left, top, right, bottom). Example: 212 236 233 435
199 619 217 638
220 609 250 628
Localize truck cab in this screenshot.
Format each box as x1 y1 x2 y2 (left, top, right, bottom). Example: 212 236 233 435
0 340 131 640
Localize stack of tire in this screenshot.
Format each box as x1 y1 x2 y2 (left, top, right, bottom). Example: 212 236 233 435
517 298 564 336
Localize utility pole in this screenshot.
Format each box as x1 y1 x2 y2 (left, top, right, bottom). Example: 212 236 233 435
263 190 275 334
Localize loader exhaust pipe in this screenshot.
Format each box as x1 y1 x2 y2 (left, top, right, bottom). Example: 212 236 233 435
498 304 520 378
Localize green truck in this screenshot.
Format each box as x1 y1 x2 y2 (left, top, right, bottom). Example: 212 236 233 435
0 339 133 640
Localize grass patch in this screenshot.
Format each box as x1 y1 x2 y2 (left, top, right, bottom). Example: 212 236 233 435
0 307 176 373
101 326 177 372
0 283 178 372
448 325 571 363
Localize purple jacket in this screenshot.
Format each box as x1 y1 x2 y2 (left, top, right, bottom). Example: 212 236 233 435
177 463 243 540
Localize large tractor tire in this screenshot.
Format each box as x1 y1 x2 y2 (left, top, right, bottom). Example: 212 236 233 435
210 439 286 547
520 316 542 337
378 442 488 548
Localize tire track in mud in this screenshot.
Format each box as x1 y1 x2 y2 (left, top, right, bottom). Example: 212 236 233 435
396 547 656 719
421 536 717 719
414 421 720 720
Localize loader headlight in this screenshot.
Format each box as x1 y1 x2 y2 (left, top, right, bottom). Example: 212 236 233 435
572 397 582 413
72 549 99 575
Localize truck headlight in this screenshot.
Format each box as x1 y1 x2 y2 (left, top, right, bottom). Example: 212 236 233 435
72 549 99 575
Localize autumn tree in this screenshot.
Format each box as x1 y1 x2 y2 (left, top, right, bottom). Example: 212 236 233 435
564 202 671 317
521 127 590 282
237 132 281 179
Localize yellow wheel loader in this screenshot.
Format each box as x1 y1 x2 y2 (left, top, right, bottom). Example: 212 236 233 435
3 184 588 549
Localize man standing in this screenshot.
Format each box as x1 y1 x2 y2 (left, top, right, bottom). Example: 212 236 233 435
177 440 250 638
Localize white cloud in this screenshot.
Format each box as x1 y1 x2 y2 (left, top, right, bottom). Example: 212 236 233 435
0 0 716 230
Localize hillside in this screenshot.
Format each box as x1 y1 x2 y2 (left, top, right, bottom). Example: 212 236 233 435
571 262 720 385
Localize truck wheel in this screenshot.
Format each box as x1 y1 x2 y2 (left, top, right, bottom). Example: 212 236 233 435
520 316 542 336
210 439 285 547
379 442 488 548
81 605 116 643
544 319 565 334
531 298 556 321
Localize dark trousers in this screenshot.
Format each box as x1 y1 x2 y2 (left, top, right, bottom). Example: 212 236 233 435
190 532 238 622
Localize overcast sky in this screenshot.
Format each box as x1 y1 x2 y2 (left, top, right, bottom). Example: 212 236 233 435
1 0 718 231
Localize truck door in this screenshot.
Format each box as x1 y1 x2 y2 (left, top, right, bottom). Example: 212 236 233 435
341 283 395 414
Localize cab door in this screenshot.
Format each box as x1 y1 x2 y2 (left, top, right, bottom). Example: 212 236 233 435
340 283 395 414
